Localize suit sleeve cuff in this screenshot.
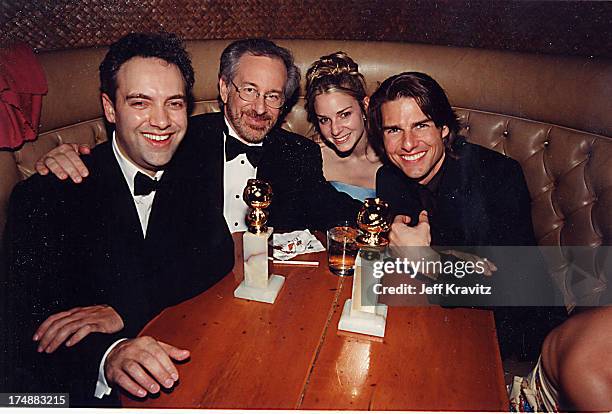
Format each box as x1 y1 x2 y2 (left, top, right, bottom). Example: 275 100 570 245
94 338 127 399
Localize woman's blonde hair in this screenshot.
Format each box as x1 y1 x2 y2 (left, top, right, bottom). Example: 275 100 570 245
304 51 367 136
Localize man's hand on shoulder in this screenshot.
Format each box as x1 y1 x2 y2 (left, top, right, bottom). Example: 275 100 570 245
35 143 91 183
33 305 124 353
104 337 189 398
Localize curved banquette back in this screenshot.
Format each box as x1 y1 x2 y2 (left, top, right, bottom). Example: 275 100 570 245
1 40 611 306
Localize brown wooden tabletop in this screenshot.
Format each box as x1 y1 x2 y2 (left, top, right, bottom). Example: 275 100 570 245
121 233 508 410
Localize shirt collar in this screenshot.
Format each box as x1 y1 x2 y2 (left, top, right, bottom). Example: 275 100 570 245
112 133 164 196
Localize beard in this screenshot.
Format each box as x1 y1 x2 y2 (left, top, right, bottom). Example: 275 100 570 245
227 106 275 143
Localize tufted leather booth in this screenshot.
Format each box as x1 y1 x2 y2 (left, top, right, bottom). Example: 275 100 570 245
1 40 611 306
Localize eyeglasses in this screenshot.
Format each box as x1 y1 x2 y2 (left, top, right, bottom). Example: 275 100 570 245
231 81 285 109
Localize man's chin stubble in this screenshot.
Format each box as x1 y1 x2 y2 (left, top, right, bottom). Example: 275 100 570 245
239 123 271 143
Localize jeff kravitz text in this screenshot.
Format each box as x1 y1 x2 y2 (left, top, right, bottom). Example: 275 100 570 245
373 282 492 296
370 257 492 296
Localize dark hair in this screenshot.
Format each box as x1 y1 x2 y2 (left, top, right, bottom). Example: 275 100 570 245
304 51 367 137
218 38 301 110
368 72 461 158
99 32 194 104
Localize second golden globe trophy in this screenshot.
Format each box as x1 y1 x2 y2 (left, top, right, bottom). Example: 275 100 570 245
233 179 285 304
338 197 390 337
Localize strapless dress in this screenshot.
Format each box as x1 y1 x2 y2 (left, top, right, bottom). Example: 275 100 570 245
330 181 376 202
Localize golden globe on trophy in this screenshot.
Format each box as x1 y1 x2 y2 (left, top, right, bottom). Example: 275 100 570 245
243 179 273 234
356 197 391 248
234 179 285 304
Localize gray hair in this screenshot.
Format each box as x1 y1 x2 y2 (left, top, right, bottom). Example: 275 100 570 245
219 38 301 107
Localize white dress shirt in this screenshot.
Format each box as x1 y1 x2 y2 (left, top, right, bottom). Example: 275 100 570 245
223 117 261 233
94 135 164 399
112 136 164 235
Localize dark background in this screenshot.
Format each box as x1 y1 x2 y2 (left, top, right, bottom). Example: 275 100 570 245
1 0 611 58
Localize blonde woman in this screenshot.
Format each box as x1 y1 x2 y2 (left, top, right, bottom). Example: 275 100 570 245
305 52 381 201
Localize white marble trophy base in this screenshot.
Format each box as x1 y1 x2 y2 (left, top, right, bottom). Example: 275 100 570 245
233 274 285 304
338 299 388 337
234 227 285 304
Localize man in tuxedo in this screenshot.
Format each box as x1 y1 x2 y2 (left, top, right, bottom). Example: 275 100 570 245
35 38 361 232
1 33 233 406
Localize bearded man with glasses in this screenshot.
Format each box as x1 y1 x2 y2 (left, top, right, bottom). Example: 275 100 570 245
36 38 361 232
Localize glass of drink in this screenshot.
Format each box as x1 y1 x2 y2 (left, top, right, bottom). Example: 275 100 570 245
327 222 359 276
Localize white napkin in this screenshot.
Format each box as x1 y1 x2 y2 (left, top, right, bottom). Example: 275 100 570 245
272 230 325 260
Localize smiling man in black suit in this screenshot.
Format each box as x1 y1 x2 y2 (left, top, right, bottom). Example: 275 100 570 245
369 71 565 355
368 71 582 410
35 38 361 233
1 32 233 406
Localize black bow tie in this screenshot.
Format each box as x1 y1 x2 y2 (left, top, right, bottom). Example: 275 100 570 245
225 134 264 167
134 171 161 196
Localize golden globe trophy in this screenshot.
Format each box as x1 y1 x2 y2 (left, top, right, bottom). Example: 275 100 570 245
244 179 272 234
233 179 285 304
338 197 390 337
356 197 391 247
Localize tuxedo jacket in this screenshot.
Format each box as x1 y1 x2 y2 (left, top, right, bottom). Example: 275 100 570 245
1 140 234 405
183 112 361 231
377 140 565 359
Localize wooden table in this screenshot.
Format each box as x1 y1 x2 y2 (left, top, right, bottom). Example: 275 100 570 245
121 233 508 410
